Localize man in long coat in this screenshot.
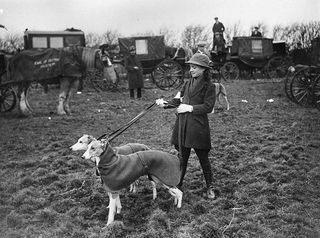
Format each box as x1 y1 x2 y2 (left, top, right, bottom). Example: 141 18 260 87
124 46 144 99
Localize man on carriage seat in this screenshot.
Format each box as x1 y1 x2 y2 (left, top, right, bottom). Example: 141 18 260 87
212 17 225 52
196 41 210 57
251 26 262 37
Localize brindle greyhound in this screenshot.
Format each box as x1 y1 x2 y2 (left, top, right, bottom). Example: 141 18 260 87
70 134 156 196
82 139 182 226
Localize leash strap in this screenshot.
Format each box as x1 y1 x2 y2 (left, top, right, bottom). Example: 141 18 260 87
97 102 156 141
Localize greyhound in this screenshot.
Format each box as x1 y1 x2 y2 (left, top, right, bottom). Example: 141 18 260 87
70 134 156 196
82 139 183 226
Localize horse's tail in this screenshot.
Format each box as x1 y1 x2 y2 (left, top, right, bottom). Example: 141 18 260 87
82 47 100 69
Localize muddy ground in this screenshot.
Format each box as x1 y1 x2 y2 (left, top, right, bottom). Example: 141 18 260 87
0 77 319 238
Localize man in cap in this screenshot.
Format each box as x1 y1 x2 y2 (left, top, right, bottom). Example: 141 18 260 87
196 41 210 56
124 46 144 99
212 17 225 52
251 26 262 37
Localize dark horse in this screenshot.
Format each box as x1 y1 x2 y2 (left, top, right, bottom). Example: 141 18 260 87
6 46 102 116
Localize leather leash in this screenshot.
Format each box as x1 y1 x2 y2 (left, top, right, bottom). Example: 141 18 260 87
97 102 156 141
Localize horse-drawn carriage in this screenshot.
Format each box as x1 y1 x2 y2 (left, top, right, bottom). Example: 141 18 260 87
211 36 290 81
118 35 184 90
285 37 320 110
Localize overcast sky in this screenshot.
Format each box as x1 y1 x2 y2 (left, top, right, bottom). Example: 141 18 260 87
1 0 319 37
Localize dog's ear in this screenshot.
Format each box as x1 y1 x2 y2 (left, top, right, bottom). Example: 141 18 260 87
87 135 95 144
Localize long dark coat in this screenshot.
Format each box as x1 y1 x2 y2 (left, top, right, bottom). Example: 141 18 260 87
124 54 144 89
168 77 215 150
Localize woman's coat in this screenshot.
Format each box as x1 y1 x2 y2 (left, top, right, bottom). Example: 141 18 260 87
169 77 215 149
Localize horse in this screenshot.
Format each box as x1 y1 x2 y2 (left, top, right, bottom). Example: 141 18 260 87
6 46 102 116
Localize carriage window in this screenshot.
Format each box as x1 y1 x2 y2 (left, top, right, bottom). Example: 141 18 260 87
32 37 47 48
135 39 148 54
252 40 262 53
50 37 64 48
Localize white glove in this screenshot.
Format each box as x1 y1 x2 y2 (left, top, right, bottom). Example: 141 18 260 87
133 66 139 70
155 98 168 107
177 104 193 113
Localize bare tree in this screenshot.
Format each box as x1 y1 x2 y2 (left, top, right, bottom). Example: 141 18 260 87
101 30 121 45
225 21 244 44
0 33 24 52
181 24 210 49
272 21 320 49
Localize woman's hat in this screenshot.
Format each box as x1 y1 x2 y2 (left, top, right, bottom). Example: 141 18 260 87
187 53 210 69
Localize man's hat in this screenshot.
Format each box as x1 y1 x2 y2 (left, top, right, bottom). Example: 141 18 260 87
186 53 210 69
254 26 259 29
129 46 136 52
197 41 207 47
214 17 218 20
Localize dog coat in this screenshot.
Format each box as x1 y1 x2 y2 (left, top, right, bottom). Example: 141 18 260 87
114 143 150 155
98 144 181 191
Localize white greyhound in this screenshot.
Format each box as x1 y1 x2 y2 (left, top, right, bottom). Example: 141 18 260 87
70 134 157 197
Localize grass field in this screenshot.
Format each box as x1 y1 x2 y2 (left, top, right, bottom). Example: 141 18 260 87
0 77 319 237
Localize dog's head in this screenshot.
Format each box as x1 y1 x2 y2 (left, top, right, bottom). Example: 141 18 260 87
70 134 96 151
81 140 106 164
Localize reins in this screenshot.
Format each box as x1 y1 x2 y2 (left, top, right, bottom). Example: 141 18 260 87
97 102 156 142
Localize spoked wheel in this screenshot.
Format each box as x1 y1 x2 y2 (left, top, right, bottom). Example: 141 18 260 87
87 68 118 92
153 59 183 90
0 85 17 112
220 62 240 81
312 75 320 110
284 70 296 102
266 56 290 79
290 67 317 107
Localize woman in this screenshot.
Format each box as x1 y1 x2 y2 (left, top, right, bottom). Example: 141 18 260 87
156 53 216 199
124 46 144 99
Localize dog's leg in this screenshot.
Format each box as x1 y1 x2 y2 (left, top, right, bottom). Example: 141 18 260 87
106 192 117 226
115 195 122 214
168 188 183 208
129 182 137 193
151 181 157 200
224 96 230 110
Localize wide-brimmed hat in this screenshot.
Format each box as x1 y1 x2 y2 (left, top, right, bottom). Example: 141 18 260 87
187 53 210 69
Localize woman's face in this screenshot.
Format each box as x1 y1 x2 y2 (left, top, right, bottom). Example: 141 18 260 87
189 64 205 78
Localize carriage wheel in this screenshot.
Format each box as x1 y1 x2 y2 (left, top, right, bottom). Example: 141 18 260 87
87 68 118 92
220 62 239 81
289 67 316 107
153 59 183 90
266 56 290 79
312 75 320 110
284 71 295 102
0 86 17 112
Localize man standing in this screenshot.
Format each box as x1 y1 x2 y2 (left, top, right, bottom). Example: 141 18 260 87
212 17 225 52
124 46 144 99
